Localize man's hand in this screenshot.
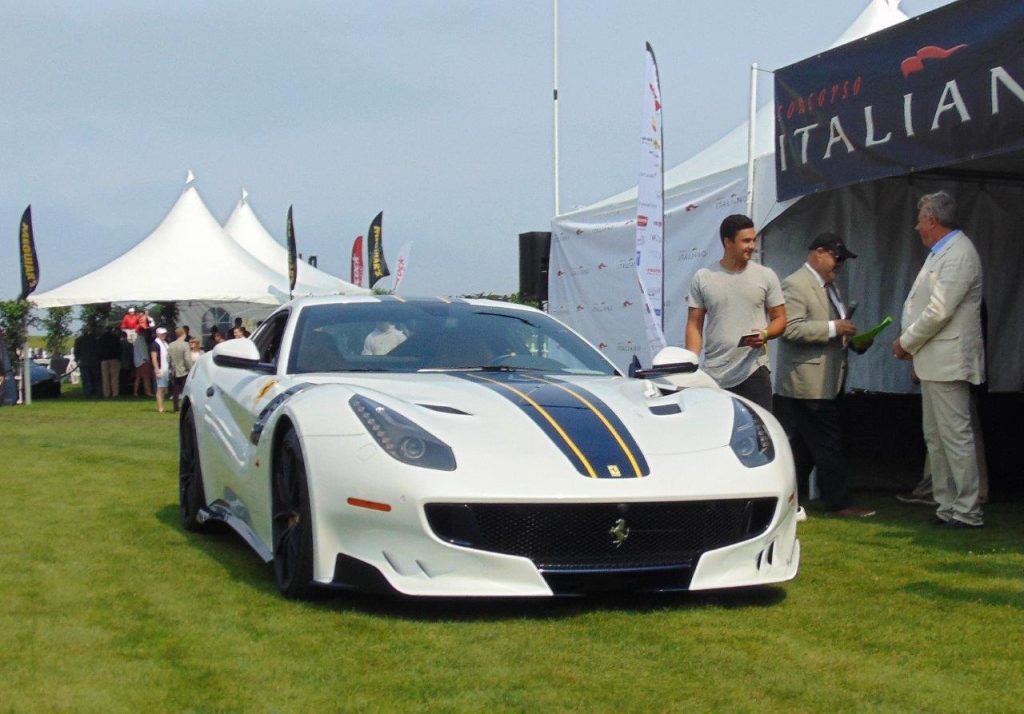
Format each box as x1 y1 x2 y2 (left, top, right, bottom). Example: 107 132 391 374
892 338 911 360
835 319 858 337
741 332 766 348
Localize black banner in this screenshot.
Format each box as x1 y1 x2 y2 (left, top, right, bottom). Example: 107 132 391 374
775 0 1024 201
367 211 389 287
19 205 39 299
286 205 297 296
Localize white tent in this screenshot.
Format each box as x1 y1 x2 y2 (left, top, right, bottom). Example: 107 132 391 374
31 173 292 308
548 0 909 372
223 189 365 297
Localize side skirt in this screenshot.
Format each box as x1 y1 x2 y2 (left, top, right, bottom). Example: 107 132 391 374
199 502 274 562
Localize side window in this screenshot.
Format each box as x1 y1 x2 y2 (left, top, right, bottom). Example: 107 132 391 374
252 312 289 365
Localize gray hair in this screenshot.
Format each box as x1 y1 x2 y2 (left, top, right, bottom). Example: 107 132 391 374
918 191 958 228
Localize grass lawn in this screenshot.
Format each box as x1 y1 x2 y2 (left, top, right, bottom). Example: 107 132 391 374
2 390 1022 712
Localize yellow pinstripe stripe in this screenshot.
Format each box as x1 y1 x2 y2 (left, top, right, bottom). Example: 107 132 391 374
523 375 644 478
468 373 598 478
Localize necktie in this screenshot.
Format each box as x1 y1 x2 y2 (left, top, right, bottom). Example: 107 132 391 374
826 283 847 347
825 282 844 319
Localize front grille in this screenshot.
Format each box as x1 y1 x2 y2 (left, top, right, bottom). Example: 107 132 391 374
424 499 777 570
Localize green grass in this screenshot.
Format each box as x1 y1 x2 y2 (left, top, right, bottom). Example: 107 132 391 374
2 390 1023 712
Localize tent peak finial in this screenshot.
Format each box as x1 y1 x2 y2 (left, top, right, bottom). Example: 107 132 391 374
185 169 196 185
241 188 249 203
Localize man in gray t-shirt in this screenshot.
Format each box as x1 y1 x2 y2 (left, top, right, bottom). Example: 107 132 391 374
686 214 786 411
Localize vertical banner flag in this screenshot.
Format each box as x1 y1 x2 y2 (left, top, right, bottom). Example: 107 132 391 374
286 206 297 296
367 211 390 287
19 205 39 300
636 42 667 359
392 241 412 293
351 236 365 288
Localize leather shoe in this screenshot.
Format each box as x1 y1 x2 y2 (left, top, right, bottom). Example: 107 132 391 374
942 519 983 530
929 515 948 526
828 506 876 518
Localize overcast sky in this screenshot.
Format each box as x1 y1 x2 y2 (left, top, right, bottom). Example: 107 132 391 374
0 0 953 301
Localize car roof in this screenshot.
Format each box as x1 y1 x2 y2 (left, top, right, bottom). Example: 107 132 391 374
285 295 544 316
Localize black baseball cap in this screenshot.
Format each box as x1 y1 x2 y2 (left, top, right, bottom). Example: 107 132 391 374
808 232 857 260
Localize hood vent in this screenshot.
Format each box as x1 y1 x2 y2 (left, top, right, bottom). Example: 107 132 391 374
418 403 471 416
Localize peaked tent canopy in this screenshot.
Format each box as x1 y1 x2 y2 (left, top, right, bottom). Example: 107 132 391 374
31 174 293 308
223 189 367 297
548 0 909 371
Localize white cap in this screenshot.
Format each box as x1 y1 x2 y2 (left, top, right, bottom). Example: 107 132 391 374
156 327 167 334
128 307 136 312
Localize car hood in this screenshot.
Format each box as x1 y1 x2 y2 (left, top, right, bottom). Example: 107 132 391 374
294 370 736 461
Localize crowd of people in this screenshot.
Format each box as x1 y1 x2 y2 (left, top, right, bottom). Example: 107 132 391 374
69 311 249 413
685 190 986 529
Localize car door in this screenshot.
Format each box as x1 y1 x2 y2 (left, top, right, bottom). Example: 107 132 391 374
200 312 290 527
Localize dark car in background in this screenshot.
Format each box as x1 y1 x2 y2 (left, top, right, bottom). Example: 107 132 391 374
1 343 63 404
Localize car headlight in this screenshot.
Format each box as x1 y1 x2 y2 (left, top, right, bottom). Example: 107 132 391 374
350 395 456 471
730 399 775 467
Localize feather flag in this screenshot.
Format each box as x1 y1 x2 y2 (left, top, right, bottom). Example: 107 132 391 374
635 42 667 360
366 211 390 287
286 206 297 297
19 205 39 300
392 241 412 293
351 235 365 288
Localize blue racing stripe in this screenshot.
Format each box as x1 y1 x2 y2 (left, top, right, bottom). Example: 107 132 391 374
459 372 649 478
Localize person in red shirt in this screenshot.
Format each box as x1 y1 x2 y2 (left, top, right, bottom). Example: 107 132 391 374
120 307 140 333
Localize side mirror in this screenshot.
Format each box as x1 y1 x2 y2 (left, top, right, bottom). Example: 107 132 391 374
212 339 275 373
633 346 700 377
634 346 717 390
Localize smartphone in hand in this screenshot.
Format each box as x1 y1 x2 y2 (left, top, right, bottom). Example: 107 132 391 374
737 332 760 347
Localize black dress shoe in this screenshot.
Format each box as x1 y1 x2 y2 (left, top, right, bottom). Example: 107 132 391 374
943 519 983 530
929 515 948 526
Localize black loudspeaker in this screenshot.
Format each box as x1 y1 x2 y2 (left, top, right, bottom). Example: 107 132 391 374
308 255 318 267
518 231 551 302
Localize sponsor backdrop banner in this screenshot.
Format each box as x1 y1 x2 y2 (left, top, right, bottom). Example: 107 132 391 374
367 211 390 288
775 0 1024 201
635 42 667 357
549 173 746 373
351 235 365 288
19 205 39 299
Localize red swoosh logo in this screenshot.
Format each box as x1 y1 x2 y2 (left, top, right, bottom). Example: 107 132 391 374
901 44 968 78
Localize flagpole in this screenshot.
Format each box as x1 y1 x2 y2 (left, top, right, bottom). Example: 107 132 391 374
746 62 758 224
22 333 31 405
553 0 561 216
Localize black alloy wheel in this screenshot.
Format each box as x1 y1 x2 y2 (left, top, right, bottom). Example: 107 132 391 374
272 428 315 599
179 408 208 532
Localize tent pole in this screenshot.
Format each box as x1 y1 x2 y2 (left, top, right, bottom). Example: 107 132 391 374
553 0 561 217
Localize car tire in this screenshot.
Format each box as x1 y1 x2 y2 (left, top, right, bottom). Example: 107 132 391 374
179 408 208 532
272 428 316 599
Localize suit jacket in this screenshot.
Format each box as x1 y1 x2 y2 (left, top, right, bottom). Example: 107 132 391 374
775 265 848 400
900 231 984 384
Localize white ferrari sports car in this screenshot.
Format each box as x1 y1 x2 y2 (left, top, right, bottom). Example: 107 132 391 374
179 296 802 598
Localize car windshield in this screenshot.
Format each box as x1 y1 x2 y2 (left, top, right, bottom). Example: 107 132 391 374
288 301 617 376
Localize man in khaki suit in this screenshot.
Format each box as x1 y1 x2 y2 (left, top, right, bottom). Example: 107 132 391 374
775 233 874 517
894 191 985 529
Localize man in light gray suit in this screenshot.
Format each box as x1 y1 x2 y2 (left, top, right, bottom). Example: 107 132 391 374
894 191 985 529
775 233 875 517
